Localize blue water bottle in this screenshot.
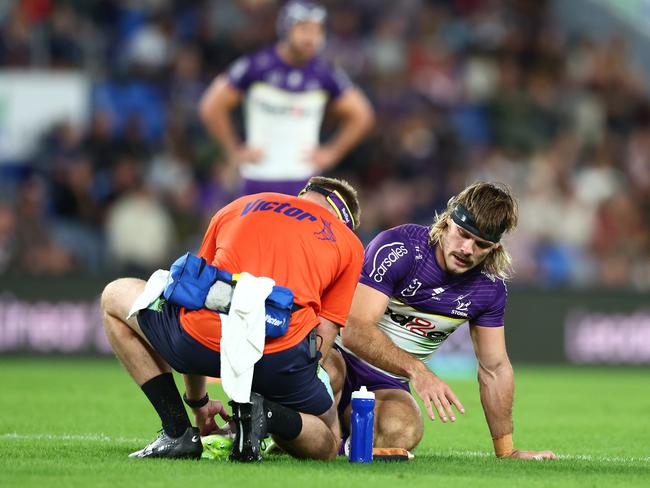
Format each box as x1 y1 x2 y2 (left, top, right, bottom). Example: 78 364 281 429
349 386 375 463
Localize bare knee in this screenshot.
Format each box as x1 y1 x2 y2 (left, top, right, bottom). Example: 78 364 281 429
374 392 424 450
101 279 122 316
100 278 142 337
101 277 143 319
272 408 340 461
315 427 339 461
376 412 423 450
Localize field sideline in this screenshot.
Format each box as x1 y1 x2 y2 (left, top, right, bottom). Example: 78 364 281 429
1 358 648 487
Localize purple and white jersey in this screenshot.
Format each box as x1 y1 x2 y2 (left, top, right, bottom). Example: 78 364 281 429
227 46 352 181
345 224 507 378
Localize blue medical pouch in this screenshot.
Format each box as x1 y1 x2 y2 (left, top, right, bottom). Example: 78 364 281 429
263 285 294 338
163 253 296 337
163 253 232 310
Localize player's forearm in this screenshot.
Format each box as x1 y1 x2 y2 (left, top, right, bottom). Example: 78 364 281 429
202 110 241 156
342 319 421 378
183 374 207 400
477 360 514 439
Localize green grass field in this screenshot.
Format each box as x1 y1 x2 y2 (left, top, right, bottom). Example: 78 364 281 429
1 358 648 487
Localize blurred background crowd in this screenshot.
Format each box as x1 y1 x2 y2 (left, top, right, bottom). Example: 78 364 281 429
1 0 649 289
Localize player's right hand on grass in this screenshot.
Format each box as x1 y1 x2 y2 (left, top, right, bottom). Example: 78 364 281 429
410 368 465 423
192 399 235 436
506 449 557 460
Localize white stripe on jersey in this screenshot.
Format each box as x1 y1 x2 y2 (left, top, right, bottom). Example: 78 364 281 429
241 82 328 180
337 297 467 380
379 298 467 361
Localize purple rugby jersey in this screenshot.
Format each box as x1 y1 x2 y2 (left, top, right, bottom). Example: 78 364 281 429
226 46 352 182
340 224 508 378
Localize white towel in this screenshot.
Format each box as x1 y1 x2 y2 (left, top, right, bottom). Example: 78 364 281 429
126 269 170 319
220 272 274 403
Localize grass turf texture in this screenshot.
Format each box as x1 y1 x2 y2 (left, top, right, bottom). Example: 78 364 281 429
1 358 648 487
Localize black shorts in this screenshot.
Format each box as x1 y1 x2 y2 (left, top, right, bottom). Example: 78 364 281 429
137 301 332 416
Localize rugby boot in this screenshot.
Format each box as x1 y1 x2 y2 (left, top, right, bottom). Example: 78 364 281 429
129 426 202 459
229 392 268 462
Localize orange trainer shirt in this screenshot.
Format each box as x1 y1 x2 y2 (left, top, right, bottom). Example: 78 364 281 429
179 192 364 354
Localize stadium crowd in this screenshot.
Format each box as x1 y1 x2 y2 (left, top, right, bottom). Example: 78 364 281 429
1 0 649 289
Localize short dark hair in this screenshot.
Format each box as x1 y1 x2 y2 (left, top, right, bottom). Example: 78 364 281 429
305 176 361 229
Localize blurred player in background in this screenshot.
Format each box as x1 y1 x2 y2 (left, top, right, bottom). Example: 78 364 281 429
101 176 363 461
327 182 556 460
199 0 374 196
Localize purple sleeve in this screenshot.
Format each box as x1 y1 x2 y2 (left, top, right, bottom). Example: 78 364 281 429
226 54 256 92
358 227 413 297
321 64 353 100
471 280 508 327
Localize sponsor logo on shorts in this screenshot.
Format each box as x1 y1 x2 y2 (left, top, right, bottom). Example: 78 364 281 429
369 242 408 282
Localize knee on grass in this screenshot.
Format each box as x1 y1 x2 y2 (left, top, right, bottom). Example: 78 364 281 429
375 413 423 450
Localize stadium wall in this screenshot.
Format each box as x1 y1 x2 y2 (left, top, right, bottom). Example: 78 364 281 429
0 276 648 365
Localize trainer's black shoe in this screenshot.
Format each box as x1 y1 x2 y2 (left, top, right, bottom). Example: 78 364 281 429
129 426 202 459
229 392 268 462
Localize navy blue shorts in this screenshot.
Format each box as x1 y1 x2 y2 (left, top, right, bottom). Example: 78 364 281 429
335 345 410 418
137 301 332 416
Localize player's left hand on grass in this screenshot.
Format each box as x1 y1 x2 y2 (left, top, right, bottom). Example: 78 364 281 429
505 449 557 460
305 145 341 171
192 399 235 436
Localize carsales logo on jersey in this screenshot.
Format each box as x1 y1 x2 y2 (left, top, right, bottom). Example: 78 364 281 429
370 242 408 282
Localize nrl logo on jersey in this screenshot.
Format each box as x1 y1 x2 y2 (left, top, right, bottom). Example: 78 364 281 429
400 279 422 297
451 293 471 317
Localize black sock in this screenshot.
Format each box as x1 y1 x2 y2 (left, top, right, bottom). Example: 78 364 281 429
263 398 303 440
140 373 191 438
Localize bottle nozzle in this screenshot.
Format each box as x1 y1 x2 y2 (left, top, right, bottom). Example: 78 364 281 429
352 385 375 400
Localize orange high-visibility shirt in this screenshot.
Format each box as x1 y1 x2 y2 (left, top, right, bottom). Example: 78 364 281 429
180 192 364 354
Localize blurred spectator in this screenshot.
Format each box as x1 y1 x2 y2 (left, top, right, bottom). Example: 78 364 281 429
106 187 175 273
1 0 650 289
198 0 374 196
11 176 76 274
0 2 33 66
0 202 16 273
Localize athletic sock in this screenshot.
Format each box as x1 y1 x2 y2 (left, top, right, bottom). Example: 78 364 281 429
263 398 303 440
140 373 191 438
